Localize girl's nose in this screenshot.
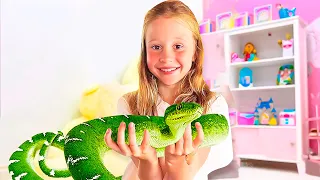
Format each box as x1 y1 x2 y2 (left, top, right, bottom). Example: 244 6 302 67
159 47 174 63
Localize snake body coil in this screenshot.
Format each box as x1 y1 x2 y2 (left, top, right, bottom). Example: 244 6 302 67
8 102 229 179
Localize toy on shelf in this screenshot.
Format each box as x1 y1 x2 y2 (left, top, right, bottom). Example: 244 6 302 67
269 111 277 126
239 67 253 88
276 4 297 19
276 64 294 85
229 109 237 126
279 109 296 126
231 52 244 63
243 42 259 61
253 98 277 125
253 4 272 23
199 19 216 34
278 33 294 57
238 112 255 125
216 12 233 31
233 12 254 28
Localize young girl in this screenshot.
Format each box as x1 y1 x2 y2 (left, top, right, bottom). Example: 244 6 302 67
104 1 233 179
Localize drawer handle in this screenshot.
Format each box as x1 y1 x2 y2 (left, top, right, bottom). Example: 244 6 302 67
290 142 295 146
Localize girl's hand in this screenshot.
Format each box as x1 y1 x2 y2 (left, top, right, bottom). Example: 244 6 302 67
104 122 158 163
165 122 204 166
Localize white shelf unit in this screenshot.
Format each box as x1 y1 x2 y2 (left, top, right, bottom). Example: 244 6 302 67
222 16 308 172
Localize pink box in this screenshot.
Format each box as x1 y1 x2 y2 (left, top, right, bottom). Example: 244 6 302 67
199 19 216 34
238 112 255 125
229 109 237 125
279 109 296 126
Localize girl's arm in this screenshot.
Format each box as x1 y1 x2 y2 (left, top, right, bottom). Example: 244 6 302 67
138 159 163 180
117 96 163 180
164 147 211 180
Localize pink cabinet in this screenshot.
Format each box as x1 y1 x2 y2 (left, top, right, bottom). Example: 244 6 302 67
260 128 297 161
232 127 297 161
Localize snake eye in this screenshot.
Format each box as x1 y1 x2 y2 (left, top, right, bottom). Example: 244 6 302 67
176 103 182 110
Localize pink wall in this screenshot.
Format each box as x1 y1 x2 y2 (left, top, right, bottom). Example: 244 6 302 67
203 0 319 24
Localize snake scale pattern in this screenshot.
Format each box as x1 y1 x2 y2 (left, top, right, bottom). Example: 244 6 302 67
8 102 229 180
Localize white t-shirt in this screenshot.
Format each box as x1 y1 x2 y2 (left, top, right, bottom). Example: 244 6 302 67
117 93 233 180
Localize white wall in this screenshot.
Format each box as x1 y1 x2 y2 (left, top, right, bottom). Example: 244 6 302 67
0 0 203 168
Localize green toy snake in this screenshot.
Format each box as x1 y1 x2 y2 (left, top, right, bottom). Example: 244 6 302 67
8 102 229 180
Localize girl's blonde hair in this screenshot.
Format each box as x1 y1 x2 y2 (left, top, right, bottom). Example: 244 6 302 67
125 0 216 115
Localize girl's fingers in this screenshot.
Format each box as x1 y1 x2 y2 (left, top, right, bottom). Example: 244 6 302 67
128 122 140 156
104 129 121 153
117 122 132 156
183 124 193 154
165 144 175 154
175 137 184 155
192 122 204 148
140 130 150 154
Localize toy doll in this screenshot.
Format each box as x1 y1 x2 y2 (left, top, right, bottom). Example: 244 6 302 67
243 42 259 61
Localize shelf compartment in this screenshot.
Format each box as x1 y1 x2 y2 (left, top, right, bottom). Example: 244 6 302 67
228 59 295 89
231 84 295 92
224 16 299 67
231 87 295 116
230 56 294 68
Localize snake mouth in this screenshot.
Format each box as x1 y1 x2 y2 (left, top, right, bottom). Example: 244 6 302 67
167 109 202 126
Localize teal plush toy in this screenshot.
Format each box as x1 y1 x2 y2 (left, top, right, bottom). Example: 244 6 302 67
8 102 230 180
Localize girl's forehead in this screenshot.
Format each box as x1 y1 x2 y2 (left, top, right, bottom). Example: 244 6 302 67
145 17 194 41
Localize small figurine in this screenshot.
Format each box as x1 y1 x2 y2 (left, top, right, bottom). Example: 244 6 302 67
278 33 294 57
276 4 296 19
254 98 277 125
231 52 244 63
239 67 253 88
276 64 294 85
243 42 259 61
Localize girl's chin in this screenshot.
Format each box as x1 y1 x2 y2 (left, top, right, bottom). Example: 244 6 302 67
157 78 184 87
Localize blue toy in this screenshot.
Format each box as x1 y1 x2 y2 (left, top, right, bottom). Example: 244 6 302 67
276 4 296 19
254 98 277 125
239 67 253 88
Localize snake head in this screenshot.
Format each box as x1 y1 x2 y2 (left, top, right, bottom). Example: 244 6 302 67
164 102 203 127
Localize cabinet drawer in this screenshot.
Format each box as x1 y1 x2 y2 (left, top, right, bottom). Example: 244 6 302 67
232 128 260 155
259 128 296 161
232 127 297 161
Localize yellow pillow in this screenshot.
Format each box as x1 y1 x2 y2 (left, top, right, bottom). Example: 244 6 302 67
121 56 139 86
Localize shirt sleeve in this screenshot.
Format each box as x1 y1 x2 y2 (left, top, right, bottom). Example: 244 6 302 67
194 94 234 179
116 96 132 115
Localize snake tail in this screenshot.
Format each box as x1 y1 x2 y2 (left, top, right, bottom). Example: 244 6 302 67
8 131 71 179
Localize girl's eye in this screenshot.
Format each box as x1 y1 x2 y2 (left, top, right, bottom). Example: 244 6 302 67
175 44 183 49
151 45 161 50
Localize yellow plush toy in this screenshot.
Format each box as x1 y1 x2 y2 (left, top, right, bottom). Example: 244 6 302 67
33 56 140 178
121 56 139 87
62 81 137 134
35 82 137 178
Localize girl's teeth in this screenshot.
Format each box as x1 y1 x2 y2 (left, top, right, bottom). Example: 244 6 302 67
161 68 177 72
